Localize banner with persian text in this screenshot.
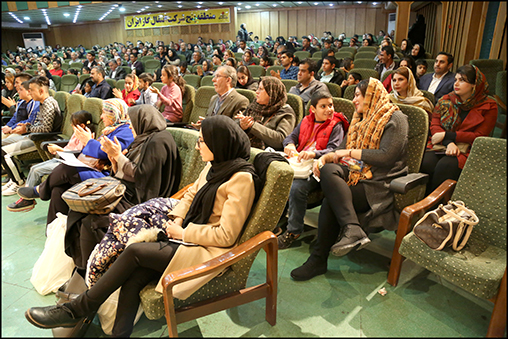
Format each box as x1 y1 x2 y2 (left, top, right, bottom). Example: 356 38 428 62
124 8 230 30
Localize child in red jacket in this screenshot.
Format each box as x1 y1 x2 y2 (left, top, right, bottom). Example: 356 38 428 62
279 92 349 249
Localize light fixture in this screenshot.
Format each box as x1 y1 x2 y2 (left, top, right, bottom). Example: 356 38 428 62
63 13 70 17
9 12 24 24
198 1 203 4
197 5 201 8
245 5 251 8
372 2 378 4
24 16 30 20
272 4 277 6
238 2 242 5
297 1 302 3
73 6 81 23
256 3 260 6
119 5 126 12
237 7 241 10
157 5 162 7
136 10 141 13
178 5 182 8
218 2 224 4
329 3 333 6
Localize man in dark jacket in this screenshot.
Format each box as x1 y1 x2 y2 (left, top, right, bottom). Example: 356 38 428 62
128 52 144 76
317 56 344 85
106 60 127 81
418 52 455 101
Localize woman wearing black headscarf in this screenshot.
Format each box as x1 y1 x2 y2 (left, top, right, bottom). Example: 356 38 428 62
26 115 260 338
64 104 182 272
166 48 180 66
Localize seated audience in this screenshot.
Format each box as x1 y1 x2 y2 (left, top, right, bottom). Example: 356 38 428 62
388 66 435 119
25 115 258 338
411 43 426 61
178 60 191 76
236 76 296 150
340 57 354 73
236 65 258 91
241 50 256 66
2 76 38 142
196 59 214 77
135 73 158 106
85 66 114 99
17 99 134 225
2 76 62 195
224 57 237 68
1 72 19 114
259 55 273 69
190 51 204 66
38 69 57 92
7 111 93 211
375 45 399 81
300 36 317 55
317 56 344 85
151 65 185 122
49 59 64 77
289 59 330 107
270 51 299 80
113 74 140 107
340 72 362 96
421 64 497 195
166 49 180 66
279 92 350 249
212 54 223 66
415 58 428 81
106 59 127 81
400 39 413 57
290 78 409 281
418 52 455 101
382 55 417 92
82 51 97 69
129 52 144 76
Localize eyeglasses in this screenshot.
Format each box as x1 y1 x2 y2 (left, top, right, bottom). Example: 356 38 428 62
213 73 229 80
196 137 204 148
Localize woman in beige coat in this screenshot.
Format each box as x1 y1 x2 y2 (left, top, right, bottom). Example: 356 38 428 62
25 115 261 337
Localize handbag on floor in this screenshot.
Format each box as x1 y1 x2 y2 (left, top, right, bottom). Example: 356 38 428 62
62 176 126 214
413 200 479 251
30 213 75 295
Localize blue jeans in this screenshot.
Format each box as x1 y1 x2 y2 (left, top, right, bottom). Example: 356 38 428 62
25 158 61 187
286 176 321 235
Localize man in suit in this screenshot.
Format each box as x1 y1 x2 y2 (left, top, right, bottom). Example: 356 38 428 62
128 52 144 76
106 59 127 81
418 52 455 101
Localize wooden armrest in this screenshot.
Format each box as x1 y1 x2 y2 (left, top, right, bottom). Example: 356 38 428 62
162 231 277 292
493 95 507 111
170 183 194 200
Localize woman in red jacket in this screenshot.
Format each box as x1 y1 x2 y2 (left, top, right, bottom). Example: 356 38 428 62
278 92 349 249
421 64 497 195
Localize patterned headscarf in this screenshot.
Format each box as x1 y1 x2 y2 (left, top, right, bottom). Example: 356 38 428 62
101 98 130 135
346 78 398 186
244 76 287 119
435 65 488 131
124 74 138 94
388 66 434 117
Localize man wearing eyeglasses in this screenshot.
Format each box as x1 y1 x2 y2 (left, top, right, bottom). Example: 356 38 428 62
191 66 249 129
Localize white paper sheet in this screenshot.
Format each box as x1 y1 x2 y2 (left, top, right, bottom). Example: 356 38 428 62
56 151 100 171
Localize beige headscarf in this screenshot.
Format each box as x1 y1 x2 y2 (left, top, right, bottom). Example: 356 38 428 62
346 78 398 186
389 66 434 117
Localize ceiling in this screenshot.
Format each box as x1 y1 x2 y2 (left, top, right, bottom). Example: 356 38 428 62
2 1 391 28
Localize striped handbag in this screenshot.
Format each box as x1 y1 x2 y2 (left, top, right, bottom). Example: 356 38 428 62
62 177 126 214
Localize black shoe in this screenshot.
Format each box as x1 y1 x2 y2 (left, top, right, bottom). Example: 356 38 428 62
17 186 40 200
277 230 300 249
330 224 371 257
290 257 327 281
6 198 36 212
25 304 83 329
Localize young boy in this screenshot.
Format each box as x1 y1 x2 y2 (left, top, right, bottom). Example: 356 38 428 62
278 92 350 249
1 76 62 195
1 80 40 141
133 73 158 106
415 59 428 80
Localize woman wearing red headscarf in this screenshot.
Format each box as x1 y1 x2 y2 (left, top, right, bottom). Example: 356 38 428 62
421 64 497 195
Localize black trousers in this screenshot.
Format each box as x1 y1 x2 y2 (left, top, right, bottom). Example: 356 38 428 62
38 163 81 225
312 163 370 263
70 241 180 337
420 151 462 196
1 149 25 184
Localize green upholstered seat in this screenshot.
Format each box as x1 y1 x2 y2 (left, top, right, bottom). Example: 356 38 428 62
236 88 256 103
339 47 357 56
381 69 396 83
144 59 161 74
266 65 283 76
294 51 311 60
394 137 506 336
60 74 79 92
52 75 61 91
354 51 376 60
83 97 104 137
139 135 294 323
469 59 504 95
70 62 83 70
105 78 116 89
353 59 377 69
183 74 201 89
115 79 125 91
324 82 342 98
181 84 195 123
343 85 356 100
358 46 378 53
152 82 164 91
334 51 353 60
421 90 435 106
286 93 304 126
424 59 435 74
78 74 90 84
200 75 214 87
281 79 298 93
247 65 266 78
187 86 216 123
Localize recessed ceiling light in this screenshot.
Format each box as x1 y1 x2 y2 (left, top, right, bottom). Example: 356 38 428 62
272 4 277 6
178 5 182 8
372 2 378 4
314 2 318 5
297 1 302 3
218 2 224 4
197 5 202 8
64 13 70 17
119 6 125 11
238 2 242 5
24 16 30 20
155 1 159 3
136 10 141 13
256 3 260 6
177 1 181 3
198 1 203 4
245 5 251 9
157 5 162 7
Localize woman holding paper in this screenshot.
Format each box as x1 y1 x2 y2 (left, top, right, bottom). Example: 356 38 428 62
17 99 134 225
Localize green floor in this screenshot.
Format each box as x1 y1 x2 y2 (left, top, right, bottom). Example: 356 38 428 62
2 191 495 337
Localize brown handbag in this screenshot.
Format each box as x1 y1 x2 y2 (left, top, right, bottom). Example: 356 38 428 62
413 200 479 251
62 176 126 214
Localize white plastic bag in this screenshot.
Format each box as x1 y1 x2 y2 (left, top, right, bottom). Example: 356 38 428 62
97 288 144 335
30 213 75 295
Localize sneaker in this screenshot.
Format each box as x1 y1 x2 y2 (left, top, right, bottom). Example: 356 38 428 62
7 198 36 212
330 224 371 257
17 186 40 200
277 230 300 249
2 176 9 185
2 181 21 196
2 179 14 190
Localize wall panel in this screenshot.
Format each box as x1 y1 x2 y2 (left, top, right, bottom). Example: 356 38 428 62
345 8 356 37
288 10 298 38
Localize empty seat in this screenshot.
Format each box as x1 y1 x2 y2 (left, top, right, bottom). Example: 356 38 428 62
59 74 79 92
